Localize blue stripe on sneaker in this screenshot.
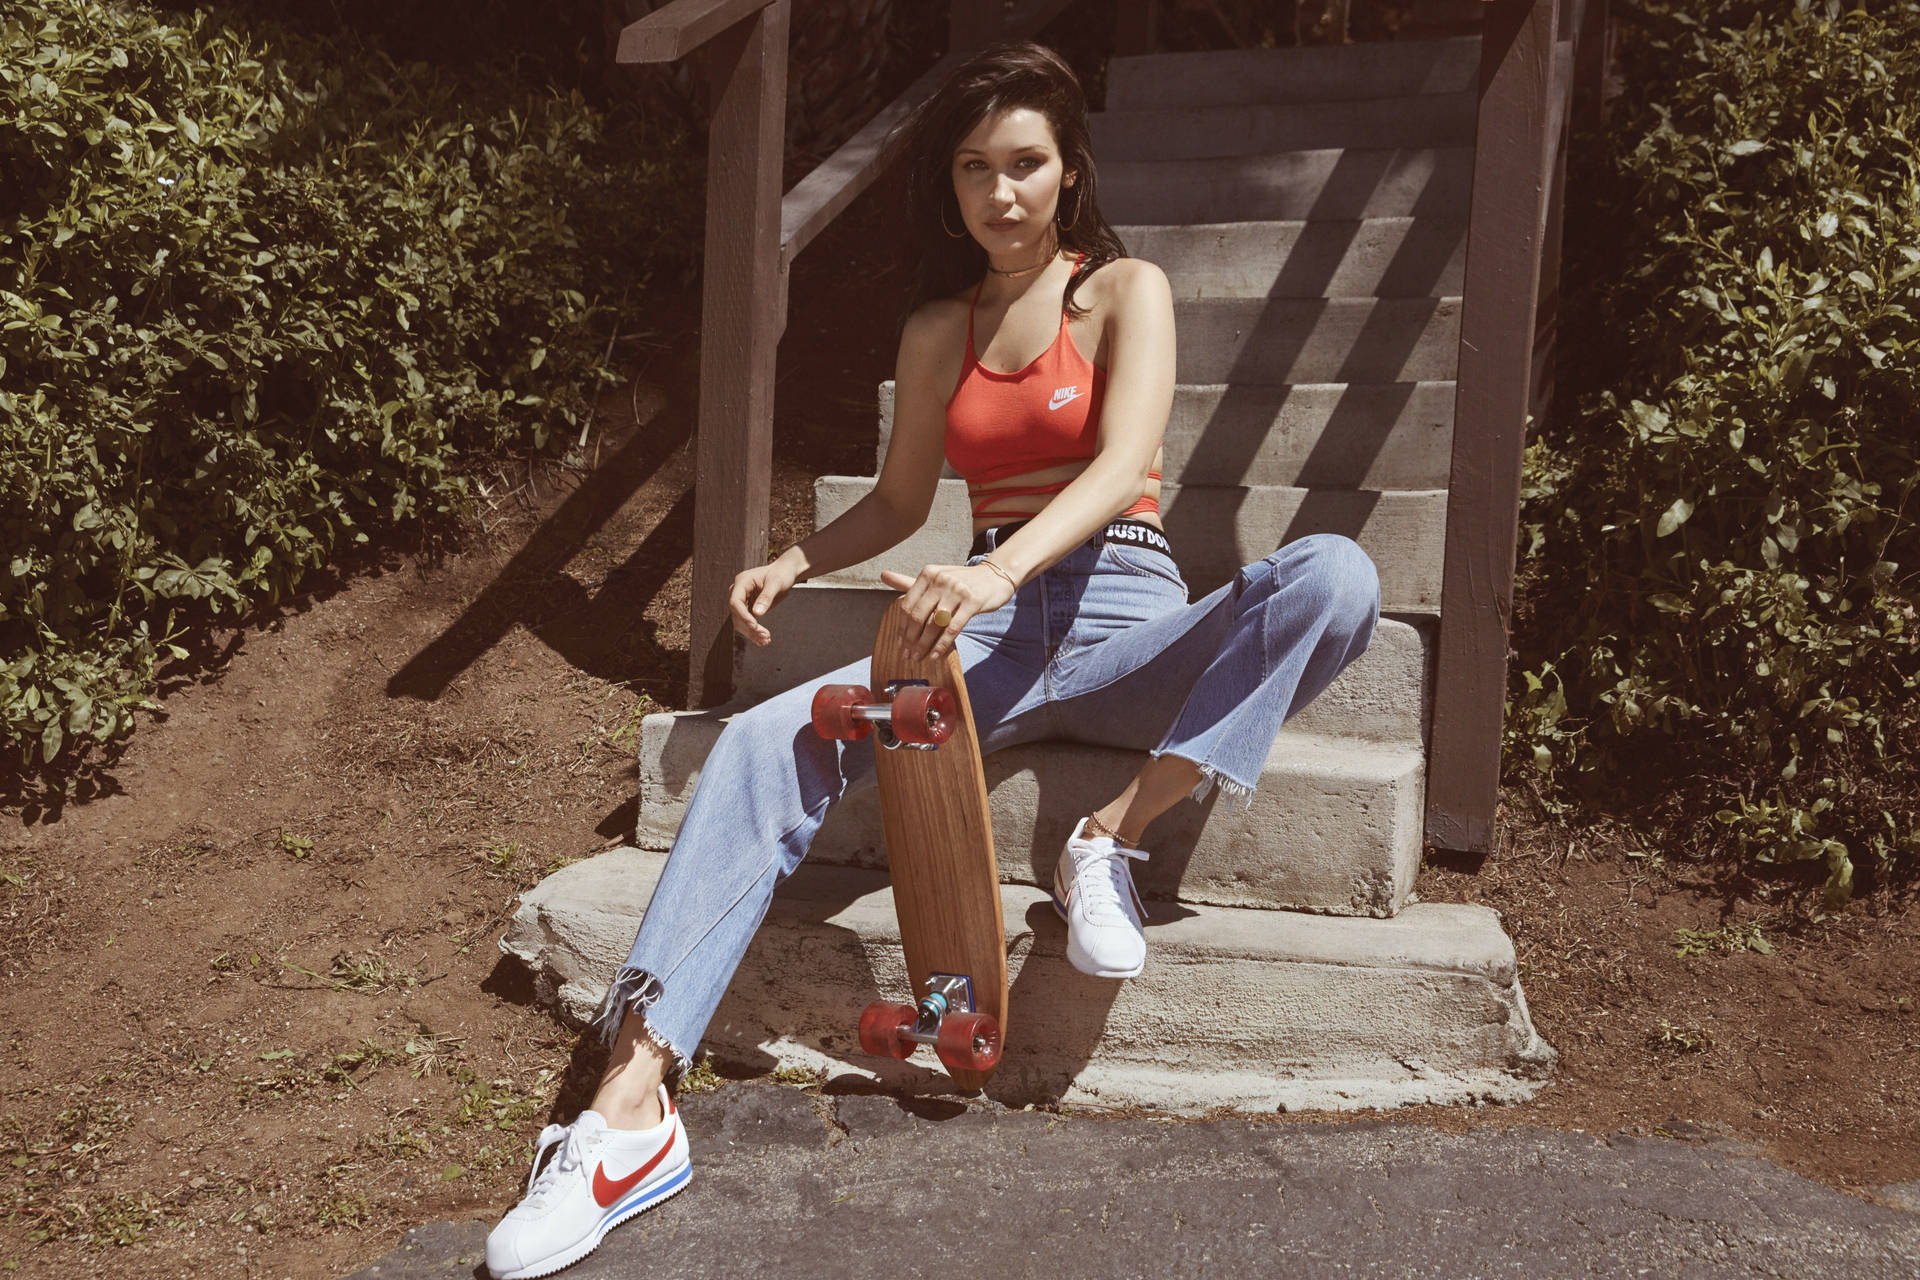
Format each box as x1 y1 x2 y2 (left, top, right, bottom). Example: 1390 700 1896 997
613 1163 690 1221
608 1162 690 1223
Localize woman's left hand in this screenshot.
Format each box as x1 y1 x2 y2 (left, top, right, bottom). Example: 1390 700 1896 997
880 562 1017 662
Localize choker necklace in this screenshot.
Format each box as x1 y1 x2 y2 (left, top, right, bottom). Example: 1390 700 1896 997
987 254 1055 279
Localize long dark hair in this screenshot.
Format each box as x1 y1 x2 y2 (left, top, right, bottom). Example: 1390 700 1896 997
898 41 1126 321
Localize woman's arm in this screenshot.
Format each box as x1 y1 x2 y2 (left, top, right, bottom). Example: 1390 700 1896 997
733 306 954 645
981 260 1176 586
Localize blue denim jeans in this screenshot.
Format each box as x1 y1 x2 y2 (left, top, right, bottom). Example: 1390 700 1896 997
597 532 1380 1071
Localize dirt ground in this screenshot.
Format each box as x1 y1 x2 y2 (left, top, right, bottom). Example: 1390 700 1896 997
4 187 1918 1280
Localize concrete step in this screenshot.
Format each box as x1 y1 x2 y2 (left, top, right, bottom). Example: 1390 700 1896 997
503 848 1556 1112
1170 295 1460 385
813 477 1446 612
1118 219 1466 299
1093 92 1477 162
638 709 1424 914
879 380 1456 491
1101 147 1473 224
730 583 1431 746
1106 36 1480 110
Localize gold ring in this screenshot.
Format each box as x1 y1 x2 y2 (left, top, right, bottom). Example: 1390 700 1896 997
931 608 953 629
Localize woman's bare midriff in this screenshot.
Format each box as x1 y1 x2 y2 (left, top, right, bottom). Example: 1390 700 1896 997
967 455 1166 534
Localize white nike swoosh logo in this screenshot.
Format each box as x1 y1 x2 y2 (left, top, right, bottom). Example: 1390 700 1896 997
1049 388 1083 410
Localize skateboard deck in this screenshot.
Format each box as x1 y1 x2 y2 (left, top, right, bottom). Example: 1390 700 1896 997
810 600 1007 1091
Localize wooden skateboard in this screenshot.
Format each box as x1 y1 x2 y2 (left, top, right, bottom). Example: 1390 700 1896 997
809 600 1006 1089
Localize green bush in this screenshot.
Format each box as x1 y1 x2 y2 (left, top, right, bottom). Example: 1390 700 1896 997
1511 0 1920 902
0 1 688 766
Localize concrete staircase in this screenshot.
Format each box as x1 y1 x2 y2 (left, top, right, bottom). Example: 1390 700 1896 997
509 34 1553 1111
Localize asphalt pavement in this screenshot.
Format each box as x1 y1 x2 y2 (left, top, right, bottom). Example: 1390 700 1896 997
347 1081 1920 1280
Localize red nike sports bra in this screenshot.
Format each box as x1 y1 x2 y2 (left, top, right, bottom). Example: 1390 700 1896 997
944 257 1161 522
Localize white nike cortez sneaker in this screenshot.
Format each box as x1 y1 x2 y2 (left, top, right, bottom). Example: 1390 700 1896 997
485 1085 691 1280
1051 817 1150 978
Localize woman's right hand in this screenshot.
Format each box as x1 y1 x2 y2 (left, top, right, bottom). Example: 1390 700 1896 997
730 558 803 647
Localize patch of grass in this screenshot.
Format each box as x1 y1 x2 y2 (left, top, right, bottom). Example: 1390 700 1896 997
366 1126 431 1160
7 1188 166 1248
678 1054 722 1095
225 1201 276 1235
89 1192 164 1246
451 1069 554 1131
476 840 522 879
401 1031 466 1079
239 1053 317 1100
281 952 420 995
608 697 663 752
133 837 216 869
1673 921 1773 959
4 1106 157 1249
314 1192 370 1230
1649 1020 1712 1054
770 1064 822 1089
324 1039 397 1090
49 1097 131 1152
0 855 34 891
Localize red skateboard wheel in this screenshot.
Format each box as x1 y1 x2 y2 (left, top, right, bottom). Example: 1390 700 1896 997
934 1010 1000 1072
812 684 874 741
858 1001 918 1059
889 685 957 745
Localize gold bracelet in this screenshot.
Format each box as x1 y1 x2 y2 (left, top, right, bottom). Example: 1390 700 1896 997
978 557 1017 589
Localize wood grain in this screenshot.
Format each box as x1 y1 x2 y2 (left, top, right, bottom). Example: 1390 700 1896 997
870 600 1008 1092
1426 0 1562 851
686 1 789 708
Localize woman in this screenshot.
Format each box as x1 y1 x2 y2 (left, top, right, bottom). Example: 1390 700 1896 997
484 41 1379 1280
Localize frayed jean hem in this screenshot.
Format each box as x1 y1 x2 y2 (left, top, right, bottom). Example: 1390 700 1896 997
592 965 690 1081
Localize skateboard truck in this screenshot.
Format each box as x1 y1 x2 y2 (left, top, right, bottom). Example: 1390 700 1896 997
811 680 958 752
858 972 1001 1072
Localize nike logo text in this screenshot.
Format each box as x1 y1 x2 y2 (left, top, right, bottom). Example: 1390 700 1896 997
1048 386 1083 411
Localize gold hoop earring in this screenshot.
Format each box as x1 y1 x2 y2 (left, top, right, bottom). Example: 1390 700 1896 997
1057 187 1082 233
941 202 968 239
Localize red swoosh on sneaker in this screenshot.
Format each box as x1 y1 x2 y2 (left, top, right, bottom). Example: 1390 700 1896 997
591 1126 677 1208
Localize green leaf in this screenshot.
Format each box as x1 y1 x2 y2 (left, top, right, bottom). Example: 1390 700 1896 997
1655 498 1694 538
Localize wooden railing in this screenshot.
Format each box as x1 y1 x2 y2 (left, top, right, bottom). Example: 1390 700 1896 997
1426 0 1610 852
616 0 1611 854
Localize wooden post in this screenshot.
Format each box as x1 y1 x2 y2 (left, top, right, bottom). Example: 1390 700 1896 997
1530 15 1573 441
1115 0 1157 57
689 1 790 708
1424 0 1560 852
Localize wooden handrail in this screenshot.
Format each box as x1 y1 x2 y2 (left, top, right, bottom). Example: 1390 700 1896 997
617 0 776 65
779 0 1078 276
779 52 963 277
